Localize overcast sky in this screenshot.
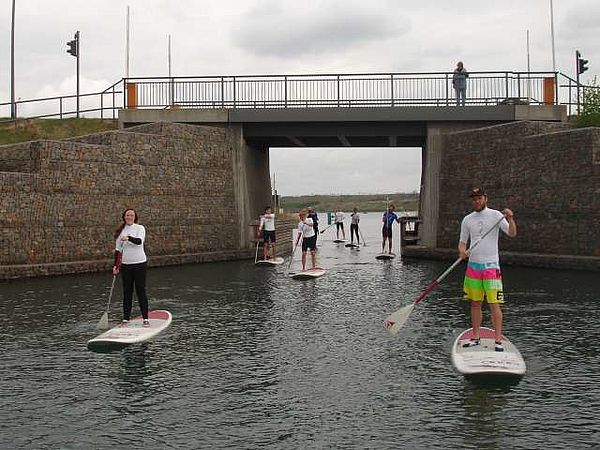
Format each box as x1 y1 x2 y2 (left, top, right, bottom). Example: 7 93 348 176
1 0 599 195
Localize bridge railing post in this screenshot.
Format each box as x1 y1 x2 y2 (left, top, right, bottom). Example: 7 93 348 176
390 74 394 107
284 75 288 108
445 73 449 106
505 72 509 101
220 77 225 108
337 75 340 107
233 76 237 109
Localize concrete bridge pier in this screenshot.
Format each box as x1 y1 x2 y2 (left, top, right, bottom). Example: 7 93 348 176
230 125 272 248
420 123 476 248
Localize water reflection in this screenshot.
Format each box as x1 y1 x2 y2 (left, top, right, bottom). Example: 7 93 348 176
1 214 599 449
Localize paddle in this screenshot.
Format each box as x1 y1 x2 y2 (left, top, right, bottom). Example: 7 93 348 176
97 274 118 330
383 215 506 335
254 239 260 264
358 228 367 247
320 223 334 234
97 242 123 330
287 233 302 274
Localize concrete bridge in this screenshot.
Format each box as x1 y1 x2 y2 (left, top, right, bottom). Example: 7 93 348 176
116 71 573 250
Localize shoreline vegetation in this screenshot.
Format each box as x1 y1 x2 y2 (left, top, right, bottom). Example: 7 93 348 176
0 118 118 145
280 192 419 214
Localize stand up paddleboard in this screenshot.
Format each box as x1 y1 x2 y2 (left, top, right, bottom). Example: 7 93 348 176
451 327 526 378
376 253 396 260
291 267 326 280
345 243 360 248
256 257 284 266
333 239 346 244
88 310 172 351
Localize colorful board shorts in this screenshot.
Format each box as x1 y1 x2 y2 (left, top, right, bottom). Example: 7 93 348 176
463 261 504 304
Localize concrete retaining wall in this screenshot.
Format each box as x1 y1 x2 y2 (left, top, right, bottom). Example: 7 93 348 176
436 121 600 260
0 122 273 279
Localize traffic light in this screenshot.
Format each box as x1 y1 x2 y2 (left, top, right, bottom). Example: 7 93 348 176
67 33 78 57
576 50 589 75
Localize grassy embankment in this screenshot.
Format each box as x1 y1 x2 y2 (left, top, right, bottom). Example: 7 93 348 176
281 193 419 214
0 118 117 145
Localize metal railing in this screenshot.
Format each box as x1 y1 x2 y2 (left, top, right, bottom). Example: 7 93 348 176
130 71 559 109
0 79 122 123
1 71 598 122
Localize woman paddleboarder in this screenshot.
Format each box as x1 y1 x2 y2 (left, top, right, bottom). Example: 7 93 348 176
113 208 150 327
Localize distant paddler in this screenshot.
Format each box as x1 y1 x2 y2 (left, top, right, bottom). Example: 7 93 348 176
350 207 360 246
258 206 277 261
381 203 401 254
334 209 346 241
295 209 318 271
308 206 319 241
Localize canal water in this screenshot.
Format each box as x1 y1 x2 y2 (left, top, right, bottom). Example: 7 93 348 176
1 214 599 449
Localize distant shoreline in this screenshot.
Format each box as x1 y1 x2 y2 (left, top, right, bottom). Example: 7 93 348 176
280 192 419 213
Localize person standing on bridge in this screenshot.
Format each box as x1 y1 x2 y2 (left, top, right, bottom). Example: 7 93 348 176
458 187 517 352
452 61 469 106
113 208 150 327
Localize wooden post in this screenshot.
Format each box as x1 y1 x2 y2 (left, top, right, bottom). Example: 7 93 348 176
126 82 137 109
543 77 555 105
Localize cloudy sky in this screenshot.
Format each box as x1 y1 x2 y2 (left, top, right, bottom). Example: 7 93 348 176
1 0 599 195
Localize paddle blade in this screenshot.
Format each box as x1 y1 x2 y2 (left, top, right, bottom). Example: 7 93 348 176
96 312 109 330
383 304 415 335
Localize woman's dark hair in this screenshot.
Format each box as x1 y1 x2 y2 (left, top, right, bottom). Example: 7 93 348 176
114 209 138 239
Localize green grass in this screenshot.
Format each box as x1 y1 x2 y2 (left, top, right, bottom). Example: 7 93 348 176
281 192 419 213
0 118 118 145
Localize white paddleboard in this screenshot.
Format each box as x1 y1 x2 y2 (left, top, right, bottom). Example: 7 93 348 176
291 267 326 280
333 239 346 243
376 253 396 260
88 310 172 351
256 257 284 266
451 327 526 378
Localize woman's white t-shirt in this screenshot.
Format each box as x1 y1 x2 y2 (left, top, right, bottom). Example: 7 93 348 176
116 223 147 264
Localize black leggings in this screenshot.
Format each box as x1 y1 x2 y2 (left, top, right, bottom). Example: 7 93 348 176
121 262 149 320
350 224 360 243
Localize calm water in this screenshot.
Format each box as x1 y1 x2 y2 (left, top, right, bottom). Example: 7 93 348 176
1 214 599 449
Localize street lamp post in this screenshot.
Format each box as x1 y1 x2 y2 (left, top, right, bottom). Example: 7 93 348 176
10 0 16 119
550 0 556 73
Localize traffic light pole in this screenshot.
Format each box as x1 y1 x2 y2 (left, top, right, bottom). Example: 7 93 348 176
67 31 80 118
576 49 590 115
576 50 581 114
